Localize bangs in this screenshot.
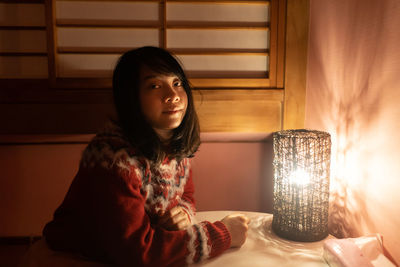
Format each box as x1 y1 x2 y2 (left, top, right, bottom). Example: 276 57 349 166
140 50 186 81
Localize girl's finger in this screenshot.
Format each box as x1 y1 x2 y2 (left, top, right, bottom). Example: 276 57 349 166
176 220 190 230
159 207 179 224
158 207 190 229
165 211 191 230
169 216 190 231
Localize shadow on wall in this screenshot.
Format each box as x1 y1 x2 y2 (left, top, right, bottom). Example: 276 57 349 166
307 0 395 239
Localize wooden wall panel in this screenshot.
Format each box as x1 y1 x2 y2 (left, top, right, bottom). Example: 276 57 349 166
283 0 309 129
0 103 115 134
194 90 283 132
0 90 283 134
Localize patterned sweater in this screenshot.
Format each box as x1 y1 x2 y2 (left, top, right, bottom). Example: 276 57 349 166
43 122 231 266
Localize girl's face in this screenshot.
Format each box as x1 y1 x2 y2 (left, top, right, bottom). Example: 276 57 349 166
139 66 188 141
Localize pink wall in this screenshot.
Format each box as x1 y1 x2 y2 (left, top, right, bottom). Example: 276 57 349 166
0 136 273 237
0 143 84 236
306 0 400 263
192 140 273 213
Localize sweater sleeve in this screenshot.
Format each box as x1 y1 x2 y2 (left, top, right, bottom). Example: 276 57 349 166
178 168 196 222
91 164 231 267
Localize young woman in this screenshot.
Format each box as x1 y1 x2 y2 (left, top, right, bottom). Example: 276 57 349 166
43 46 249 266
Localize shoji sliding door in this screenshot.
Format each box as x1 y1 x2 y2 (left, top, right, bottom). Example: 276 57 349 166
0 0 309 134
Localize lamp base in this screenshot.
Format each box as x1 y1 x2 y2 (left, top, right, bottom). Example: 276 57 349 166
272 216 328 242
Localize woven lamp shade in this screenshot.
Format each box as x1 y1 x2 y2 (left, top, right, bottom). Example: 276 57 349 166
272 129 331 242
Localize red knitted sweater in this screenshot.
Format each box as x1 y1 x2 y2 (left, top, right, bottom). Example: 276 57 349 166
43 123 231 266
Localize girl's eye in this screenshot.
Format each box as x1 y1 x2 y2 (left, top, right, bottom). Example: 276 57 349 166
150 84 161 89
174 81 182 87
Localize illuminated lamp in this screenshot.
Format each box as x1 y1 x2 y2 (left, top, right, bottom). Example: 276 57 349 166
272 129 331 242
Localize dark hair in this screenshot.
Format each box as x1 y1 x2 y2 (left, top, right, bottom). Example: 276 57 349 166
112 46 200 163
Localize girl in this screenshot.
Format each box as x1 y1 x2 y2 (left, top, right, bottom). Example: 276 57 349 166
43 46 249 266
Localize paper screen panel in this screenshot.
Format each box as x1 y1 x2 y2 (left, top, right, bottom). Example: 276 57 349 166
0 56 48 78
0 3 45 27
57 28 159 50
58 54 120 77
55 1 161 78
167 29 269 50
56 1 159 22
0 3 47 79
166 2 270 80
0 30 47 53
52 1 272 82
167 2 269 23
177 55 268 78
58 54 268 78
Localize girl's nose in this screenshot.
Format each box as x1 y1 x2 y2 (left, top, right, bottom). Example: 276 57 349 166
164 85 180 103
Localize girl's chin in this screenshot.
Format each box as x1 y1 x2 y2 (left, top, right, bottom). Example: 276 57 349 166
160 119 184 130
153 123 181 139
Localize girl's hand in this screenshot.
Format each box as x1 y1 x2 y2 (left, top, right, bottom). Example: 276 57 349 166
158 206 191 231
221 214 250 248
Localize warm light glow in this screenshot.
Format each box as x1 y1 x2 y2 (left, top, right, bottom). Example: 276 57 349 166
289 169 310 186
305 0 400 262
305 0 400 245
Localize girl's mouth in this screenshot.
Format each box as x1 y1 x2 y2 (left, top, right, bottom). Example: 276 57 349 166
163 109 182 115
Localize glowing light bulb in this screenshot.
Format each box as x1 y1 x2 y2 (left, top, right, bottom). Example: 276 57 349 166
289 169 310 186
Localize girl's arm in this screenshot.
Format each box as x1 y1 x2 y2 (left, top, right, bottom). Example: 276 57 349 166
178 167 196 222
